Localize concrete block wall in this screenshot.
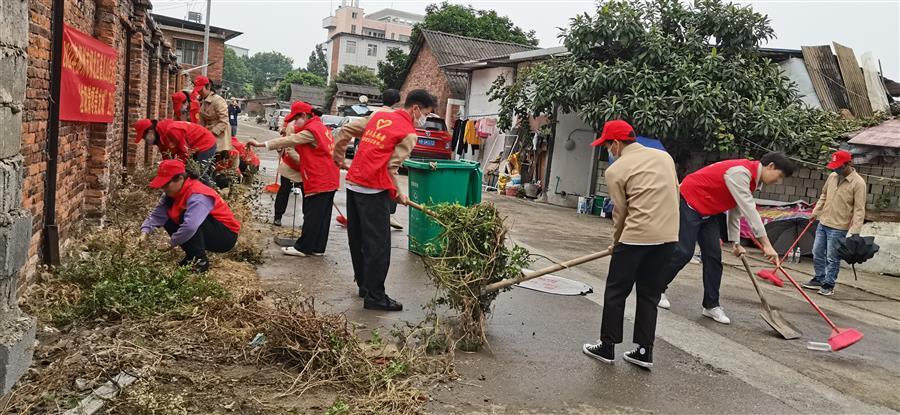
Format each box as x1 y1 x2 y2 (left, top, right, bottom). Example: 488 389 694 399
0 0 36 395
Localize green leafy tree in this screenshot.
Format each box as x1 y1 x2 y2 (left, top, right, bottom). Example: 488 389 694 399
276 70 327 101
377 48 409 90
306 44 329 79
222 48 252 97
411 2 539 47
246 51 294 96
489 0 875 164
325 65 383 107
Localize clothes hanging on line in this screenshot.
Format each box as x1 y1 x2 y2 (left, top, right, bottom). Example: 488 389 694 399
476 118 497 139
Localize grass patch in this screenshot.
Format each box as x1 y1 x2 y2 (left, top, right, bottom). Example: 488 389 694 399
51 248 226 324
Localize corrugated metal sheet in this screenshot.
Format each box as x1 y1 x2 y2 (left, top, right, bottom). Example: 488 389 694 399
802 45 850 112
290 85 327 107
421 30 536 67
445 72 469 100
833 42 873 118
861 52 890 113
848 119 900 148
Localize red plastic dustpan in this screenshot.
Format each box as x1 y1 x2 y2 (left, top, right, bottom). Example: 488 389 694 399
750 236 864 352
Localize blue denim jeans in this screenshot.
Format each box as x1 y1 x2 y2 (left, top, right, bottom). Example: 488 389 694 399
812 224 845 288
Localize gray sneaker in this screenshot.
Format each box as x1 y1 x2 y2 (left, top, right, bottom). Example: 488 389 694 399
802 279 823 290
818 286 834 296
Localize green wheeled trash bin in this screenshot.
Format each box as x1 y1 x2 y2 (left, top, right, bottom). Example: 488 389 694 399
403 159 482 255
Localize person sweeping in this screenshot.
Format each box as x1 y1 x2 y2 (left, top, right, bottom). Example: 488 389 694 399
658 152 795 324
140 159 241 272
377 89 405 230
803 150 866 296
332 89 436 311
581 120 679 369
247 101 339 256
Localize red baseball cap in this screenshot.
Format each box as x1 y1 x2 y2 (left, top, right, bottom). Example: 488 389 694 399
591 120 636 147
285 101 313 122
191 76 210 95
827 150 852 170
149 159 187 189
171 91 187 106
134 119 153 143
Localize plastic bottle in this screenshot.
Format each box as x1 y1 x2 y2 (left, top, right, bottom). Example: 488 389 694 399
787 249 795 264
794 247 802 263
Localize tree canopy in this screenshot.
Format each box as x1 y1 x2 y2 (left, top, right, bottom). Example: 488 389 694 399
412 2 539 47
378 3 538 89
325 65 383 107
222 48 252 98
306 44 329 79
276 70 327 101
377 48 410 90
246 51 294 96
489 0 879 164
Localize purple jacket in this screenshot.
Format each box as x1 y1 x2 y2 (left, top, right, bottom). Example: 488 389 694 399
141 194 214 246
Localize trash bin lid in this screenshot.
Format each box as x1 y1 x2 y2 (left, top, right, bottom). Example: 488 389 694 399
403 159 480 170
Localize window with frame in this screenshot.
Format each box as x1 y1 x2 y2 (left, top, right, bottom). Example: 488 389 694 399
351 12 357 18
351 24 357 34
175 39 202 65
367 44 377 57
346 40 357 54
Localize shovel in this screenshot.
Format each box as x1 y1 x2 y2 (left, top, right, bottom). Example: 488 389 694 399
750 237 864 351
739 255 801 339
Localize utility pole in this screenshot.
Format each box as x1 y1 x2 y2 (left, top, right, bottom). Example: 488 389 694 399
202 0 211 75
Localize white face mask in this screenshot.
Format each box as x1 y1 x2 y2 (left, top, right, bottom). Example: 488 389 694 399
417 115 427 128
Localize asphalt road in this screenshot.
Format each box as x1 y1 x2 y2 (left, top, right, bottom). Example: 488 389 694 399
236 119 899 414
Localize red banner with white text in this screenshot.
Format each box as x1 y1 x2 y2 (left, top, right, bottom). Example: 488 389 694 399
60 24 117 123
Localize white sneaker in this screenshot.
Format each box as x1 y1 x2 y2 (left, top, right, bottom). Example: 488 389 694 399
658 293 671 309
702 306 731 325
389 216 404 230
281 247 307 257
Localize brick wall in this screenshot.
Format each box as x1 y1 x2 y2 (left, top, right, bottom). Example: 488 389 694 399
400 44 453 118
594 151 900 219
22 0 179 275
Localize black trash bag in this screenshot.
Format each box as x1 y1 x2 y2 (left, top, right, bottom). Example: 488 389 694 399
835 235 880 280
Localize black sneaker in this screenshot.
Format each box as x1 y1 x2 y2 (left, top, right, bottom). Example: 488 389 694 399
193 259 210 273
623 345 653 369
802 279 824 290
818 286 834 296
582 341 614 364
364 296 403 312
273 217 282 227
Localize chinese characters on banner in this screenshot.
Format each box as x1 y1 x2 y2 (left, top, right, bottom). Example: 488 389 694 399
60 24 117 123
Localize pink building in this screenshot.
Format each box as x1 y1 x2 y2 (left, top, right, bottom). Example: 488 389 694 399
322 0 423 82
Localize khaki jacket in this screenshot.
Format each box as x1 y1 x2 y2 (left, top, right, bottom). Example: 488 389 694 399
605 143 680 245
199 93 232 151
812 170 866 234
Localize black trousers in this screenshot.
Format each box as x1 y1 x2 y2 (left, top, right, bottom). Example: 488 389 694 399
601 243 675 347
163 215 238 264
661 198 726 309
294 191 335 254
347 190 391 302
274 177 303 220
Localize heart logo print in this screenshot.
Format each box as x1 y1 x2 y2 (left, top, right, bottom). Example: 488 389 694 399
376 119 393 130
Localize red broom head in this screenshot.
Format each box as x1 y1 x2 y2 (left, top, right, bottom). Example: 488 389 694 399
756 269 785 287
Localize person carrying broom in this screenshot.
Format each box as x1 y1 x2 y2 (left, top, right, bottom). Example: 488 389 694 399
332 89 436 311
581 120 679 369
803 150 866 296
247 101 340 256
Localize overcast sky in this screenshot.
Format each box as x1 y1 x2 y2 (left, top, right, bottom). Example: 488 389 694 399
152 0 900 79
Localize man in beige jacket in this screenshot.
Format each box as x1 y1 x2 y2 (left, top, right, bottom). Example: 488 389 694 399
582 120 679 369
803 150 867 296
193 76 232 152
